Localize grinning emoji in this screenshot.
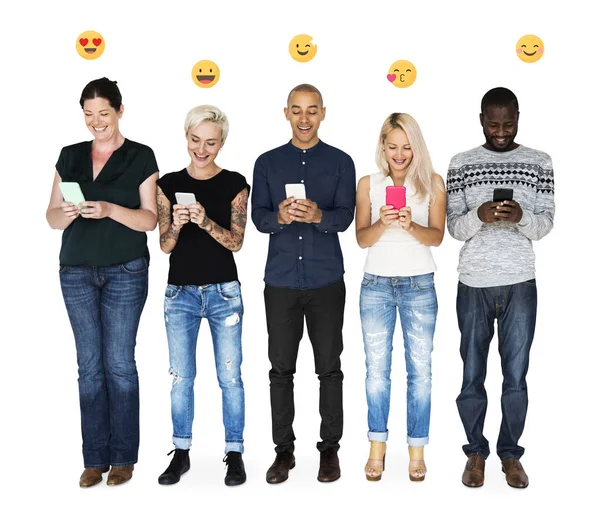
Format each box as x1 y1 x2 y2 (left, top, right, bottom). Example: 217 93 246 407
387 60 417 88
516 34 544 63
289 34 317 63
76 31 105 60
191 60 220 88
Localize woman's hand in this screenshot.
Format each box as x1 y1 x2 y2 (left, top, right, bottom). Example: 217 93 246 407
79 201 114 220
172 204 190 229
379 205 399 227
398 206 414 231
61 201 79 219
188 202 209 229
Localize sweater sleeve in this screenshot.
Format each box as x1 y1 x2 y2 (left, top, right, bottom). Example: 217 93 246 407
517 153 555 240
446 155 483 241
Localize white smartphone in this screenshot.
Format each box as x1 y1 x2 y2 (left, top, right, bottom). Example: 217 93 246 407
175 192 197 206
285 183 306 200
59 182 86 205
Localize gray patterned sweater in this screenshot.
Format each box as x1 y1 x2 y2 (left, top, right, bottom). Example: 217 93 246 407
446 145 555 287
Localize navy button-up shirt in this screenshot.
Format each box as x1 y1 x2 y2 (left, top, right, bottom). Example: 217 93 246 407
251 140 356 289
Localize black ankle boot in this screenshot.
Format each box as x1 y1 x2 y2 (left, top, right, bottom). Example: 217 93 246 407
224 452 246 486
158 449 190 485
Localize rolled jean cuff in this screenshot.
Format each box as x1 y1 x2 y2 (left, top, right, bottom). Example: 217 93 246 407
225 441 244 454
407 435 429 446
368 431 388 442
173 436 192 450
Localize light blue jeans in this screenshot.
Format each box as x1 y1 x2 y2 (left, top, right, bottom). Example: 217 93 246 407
164 282 245 453
360 272 437 446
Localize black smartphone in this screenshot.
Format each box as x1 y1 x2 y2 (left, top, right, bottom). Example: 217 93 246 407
493 188 513 202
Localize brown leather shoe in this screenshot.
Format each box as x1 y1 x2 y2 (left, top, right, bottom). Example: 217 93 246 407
317 449 340 483
462 454 485 487
79 467 109 488
502 458 529 488
106 465 134 486
266 452 295 484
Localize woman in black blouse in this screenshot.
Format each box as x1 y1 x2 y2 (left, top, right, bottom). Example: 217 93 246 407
46 78 158 487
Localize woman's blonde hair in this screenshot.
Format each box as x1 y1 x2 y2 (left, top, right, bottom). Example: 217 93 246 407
376 113 437 202
184 104 229 143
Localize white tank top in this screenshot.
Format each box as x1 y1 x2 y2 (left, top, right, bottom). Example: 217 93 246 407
363 172 437 277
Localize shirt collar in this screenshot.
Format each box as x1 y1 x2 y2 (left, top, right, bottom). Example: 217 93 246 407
286 139 323 153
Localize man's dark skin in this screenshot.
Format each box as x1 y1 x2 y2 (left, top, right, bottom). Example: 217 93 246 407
477 104 524 224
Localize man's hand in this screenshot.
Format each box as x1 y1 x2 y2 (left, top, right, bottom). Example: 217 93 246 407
277 197 295 225
478 200 523 223
289 198 322 223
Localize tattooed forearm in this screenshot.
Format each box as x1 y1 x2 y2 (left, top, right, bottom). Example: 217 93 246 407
160 224 180 245
201 188 248 252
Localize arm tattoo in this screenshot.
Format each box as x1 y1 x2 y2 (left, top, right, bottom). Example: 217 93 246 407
204 188 248 252
160 224 180 246
157 187 171 229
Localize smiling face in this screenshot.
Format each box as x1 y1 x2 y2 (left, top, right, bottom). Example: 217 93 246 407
383 128 413 174
186 121 223 172
387 60 417 88
289 34 317 62
480 104 519 152
191 60 220 88
284 91 325 149
76 30 105 60
516 34 544 63
83 97 122 141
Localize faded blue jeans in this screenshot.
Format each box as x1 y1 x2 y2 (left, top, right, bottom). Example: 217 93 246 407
360 273 438 446
59 256 149 468
164 282 245 453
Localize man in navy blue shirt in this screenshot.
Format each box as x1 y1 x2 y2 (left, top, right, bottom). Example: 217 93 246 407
251 84 356 484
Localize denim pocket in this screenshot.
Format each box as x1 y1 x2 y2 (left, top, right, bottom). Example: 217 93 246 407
165 284 181 300
121 256 149 274
361 274 376 288
59 265 69 273
218 281 241 300
414 273 435 290
522 278 536 287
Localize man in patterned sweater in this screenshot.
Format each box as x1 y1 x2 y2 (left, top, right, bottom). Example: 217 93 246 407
446 87 554 489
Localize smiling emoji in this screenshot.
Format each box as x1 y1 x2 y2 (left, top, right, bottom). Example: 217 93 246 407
191 60 220 88
516 34 544 63
387 60 417 88
289 34 317 63
76 31 105 60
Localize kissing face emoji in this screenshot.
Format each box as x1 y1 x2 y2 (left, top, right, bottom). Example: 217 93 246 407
516 34 544 63
289 34 317 63
387 60 417 88
76 31 105 60
191 60 220 88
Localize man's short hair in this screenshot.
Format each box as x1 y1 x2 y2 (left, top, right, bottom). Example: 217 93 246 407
287 84 323 107
481 87 519 115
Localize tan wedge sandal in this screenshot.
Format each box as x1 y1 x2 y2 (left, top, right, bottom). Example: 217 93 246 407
408 446 427 482
365 441 386 481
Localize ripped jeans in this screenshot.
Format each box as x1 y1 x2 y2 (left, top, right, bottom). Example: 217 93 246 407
164 282 245 453
360 273 437 446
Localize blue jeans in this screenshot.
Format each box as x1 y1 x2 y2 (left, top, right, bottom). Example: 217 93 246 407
456 280 537 460
164 282 245 453
360 273 437 446
59 256 149 468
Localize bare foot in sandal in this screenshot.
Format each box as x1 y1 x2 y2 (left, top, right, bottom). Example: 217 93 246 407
365 441 386 481
408 445 427 482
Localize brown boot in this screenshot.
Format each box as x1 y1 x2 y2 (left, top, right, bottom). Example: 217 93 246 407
106 465 134 486
501 458 529 488
79 467 109 488
462 454 485 487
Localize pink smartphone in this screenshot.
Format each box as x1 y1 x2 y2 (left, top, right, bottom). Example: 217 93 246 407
386 185 406 209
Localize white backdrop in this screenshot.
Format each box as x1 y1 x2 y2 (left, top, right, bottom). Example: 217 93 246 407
2 1 598 507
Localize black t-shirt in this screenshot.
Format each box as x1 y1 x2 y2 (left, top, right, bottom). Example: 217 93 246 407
56 139 159 266
157 168 250 286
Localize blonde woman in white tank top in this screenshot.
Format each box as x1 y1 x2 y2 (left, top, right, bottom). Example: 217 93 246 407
355 113 446 482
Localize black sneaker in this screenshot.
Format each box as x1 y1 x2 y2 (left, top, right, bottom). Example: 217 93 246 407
158 449 190 485
224 452 246 486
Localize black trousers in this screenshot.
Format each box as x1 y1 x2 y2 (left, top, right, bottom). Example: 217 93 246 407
264 278 345 453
